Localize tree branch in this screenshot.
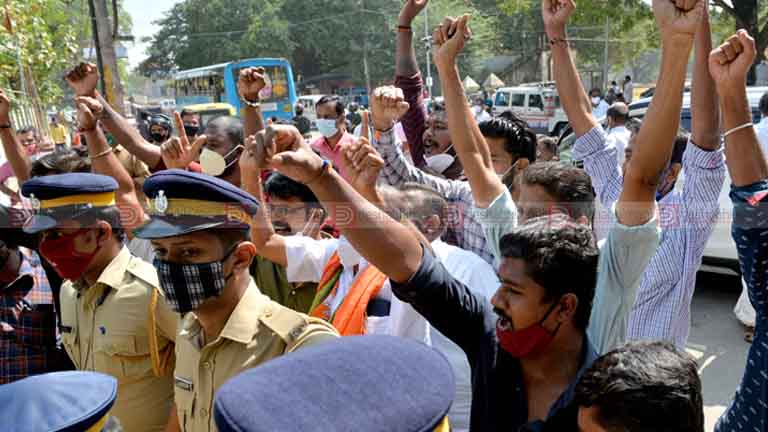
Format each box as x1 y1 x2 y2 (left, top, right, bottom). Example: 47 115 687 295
711 0 736 17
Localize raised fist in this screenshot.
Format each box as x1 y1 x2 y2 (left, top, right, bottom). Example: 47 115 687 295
237 67 267 102
370 86 410 132
709 30 756 95
65 63 99 97
653 0 705 41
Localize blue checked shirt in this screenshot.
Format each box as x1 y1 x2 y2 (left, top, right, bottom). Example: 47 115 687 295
573 126 725 347
373 129 495 265
716 180 768 432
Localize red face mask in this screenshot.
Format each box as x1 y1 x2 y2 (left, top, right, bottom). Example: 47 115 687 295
40 229 101 281
496 303 561 358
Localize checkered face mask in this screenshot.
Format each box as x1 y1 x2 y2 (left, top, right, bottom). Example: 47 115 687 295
153 248 236 314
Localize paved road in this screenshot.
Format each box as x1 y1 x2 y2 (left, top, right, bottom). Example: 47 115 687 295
687 271 749 432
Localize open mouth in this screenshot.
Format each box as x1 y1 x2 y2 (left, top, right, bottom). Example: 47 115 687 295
273 222 292 235
497 316 513 331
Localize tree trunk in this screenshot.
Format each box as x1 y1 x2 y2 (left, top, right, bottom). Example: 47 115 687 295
93 0 125 114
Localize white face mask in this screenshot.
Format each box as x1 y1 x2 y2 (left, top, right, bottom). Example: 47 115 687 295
425 144 455 174
316 119 339 138
200 145 243 177
591 96 601 106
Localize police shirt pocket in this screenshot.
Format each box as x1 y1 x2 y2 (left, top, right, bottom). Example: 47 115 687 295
174 376 195 432
94 334 150 378
16 305 57 349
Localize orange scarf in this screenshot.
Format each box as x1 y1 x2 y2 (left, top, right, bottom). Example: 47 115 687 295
310 252 388 336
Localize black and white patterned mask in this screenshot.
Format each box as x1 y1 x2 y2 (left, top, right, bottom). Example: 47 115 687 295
153 248 236 314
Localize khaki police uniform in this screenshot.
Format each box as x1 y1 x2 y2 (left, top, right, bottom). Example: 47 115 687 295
59 246 178 432
173 279 338 432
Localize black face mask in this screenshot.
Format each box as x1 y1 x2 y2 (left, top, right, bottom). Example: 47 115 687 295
184 124 200 138
150 131 168 144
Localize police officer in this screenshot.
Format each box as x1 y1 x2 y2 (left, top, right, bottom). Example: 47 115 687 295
21 173 177 432
134 169 338 432
0 371 119 431
213 336 455 432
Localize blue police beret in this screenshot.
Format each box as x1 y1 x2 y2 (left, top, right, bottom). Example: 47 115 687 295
134 169 260 239
214 336 455 432
20 173 119 234
0 371 117 431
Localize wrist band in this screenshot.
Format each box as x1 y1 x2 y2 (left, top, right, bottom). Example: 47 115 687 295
78 125 97 133
723 122 754 138
0 123 10 129
397 25 412 33
305 160 330 185
89 148 113 160
549 37 569 46
242 98 260 108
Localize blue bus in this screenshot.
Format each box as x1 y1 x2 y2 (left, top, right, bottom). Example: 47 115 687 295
174 58 298 122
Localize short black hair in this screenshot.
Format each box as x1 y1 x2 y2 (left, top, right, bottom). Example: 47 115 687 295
760 91 768 116
499 215 598 331
30 148 91 177
625 75 632 81
264 172 319 204
295 104 304 116
522 162 596 223
316 95 344 117
575 341 704 432
590 88 602 96
208 227 251 251
537 136 558 156
74 206 126 243
17 126 38 137
479 116 537 163
203 116 244 150
180 108 199 118
671 133 688 165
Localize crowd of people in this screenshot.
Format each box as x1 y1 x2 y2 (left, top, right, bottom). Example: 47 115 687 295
0 0 767 431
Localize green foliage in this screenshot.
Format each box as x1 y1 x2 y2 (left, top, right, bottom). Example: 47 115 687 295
140 0 498 87
0 0 80 105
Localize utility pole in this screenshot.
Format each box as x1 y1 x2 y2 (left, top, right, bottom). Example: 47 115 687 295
424 2 433 100
91 0 126 114
361 0 372 98
602 17 610 91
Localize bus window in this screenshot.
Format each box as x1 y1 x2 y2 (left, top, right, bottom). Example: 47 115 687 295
231 65 289 104
511 94 525 107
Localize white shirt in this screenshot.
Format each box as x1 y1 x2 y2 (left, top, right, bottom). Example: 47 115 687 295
473 106 491 123
592 99 610 119
283 235 430 344
756 117 768 156
430 239 500 432
623 82 634 103
607 125 632 165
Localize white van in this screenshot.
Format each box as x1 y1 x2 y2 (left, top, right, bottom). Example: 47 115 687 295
492 83 569 136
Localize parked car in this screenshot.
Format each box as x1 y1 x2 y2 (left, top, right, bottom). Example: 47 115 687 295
491 83 569 136
557 86 768 275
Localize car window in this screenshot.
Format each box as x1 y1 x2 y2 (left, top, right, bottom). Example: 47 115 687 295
528 94 544 111
511 93 525 107
495 92 510 107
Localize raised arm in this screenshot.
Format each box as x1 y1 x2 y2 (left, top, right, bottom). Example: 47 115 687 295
690 7 719 151
0 90 31 183
237 67 267 137
543 0 597 137
65 63 162 168
432 15 505 208
250 124 422 283
616 0 704 226
75 97 146 231
710 30 768 432
395 0 429 167
710 31 767 186
240 133 287 268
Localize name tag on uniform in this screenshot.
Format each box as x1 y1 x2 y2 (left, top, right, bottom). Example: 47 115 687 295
174 376 194 392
